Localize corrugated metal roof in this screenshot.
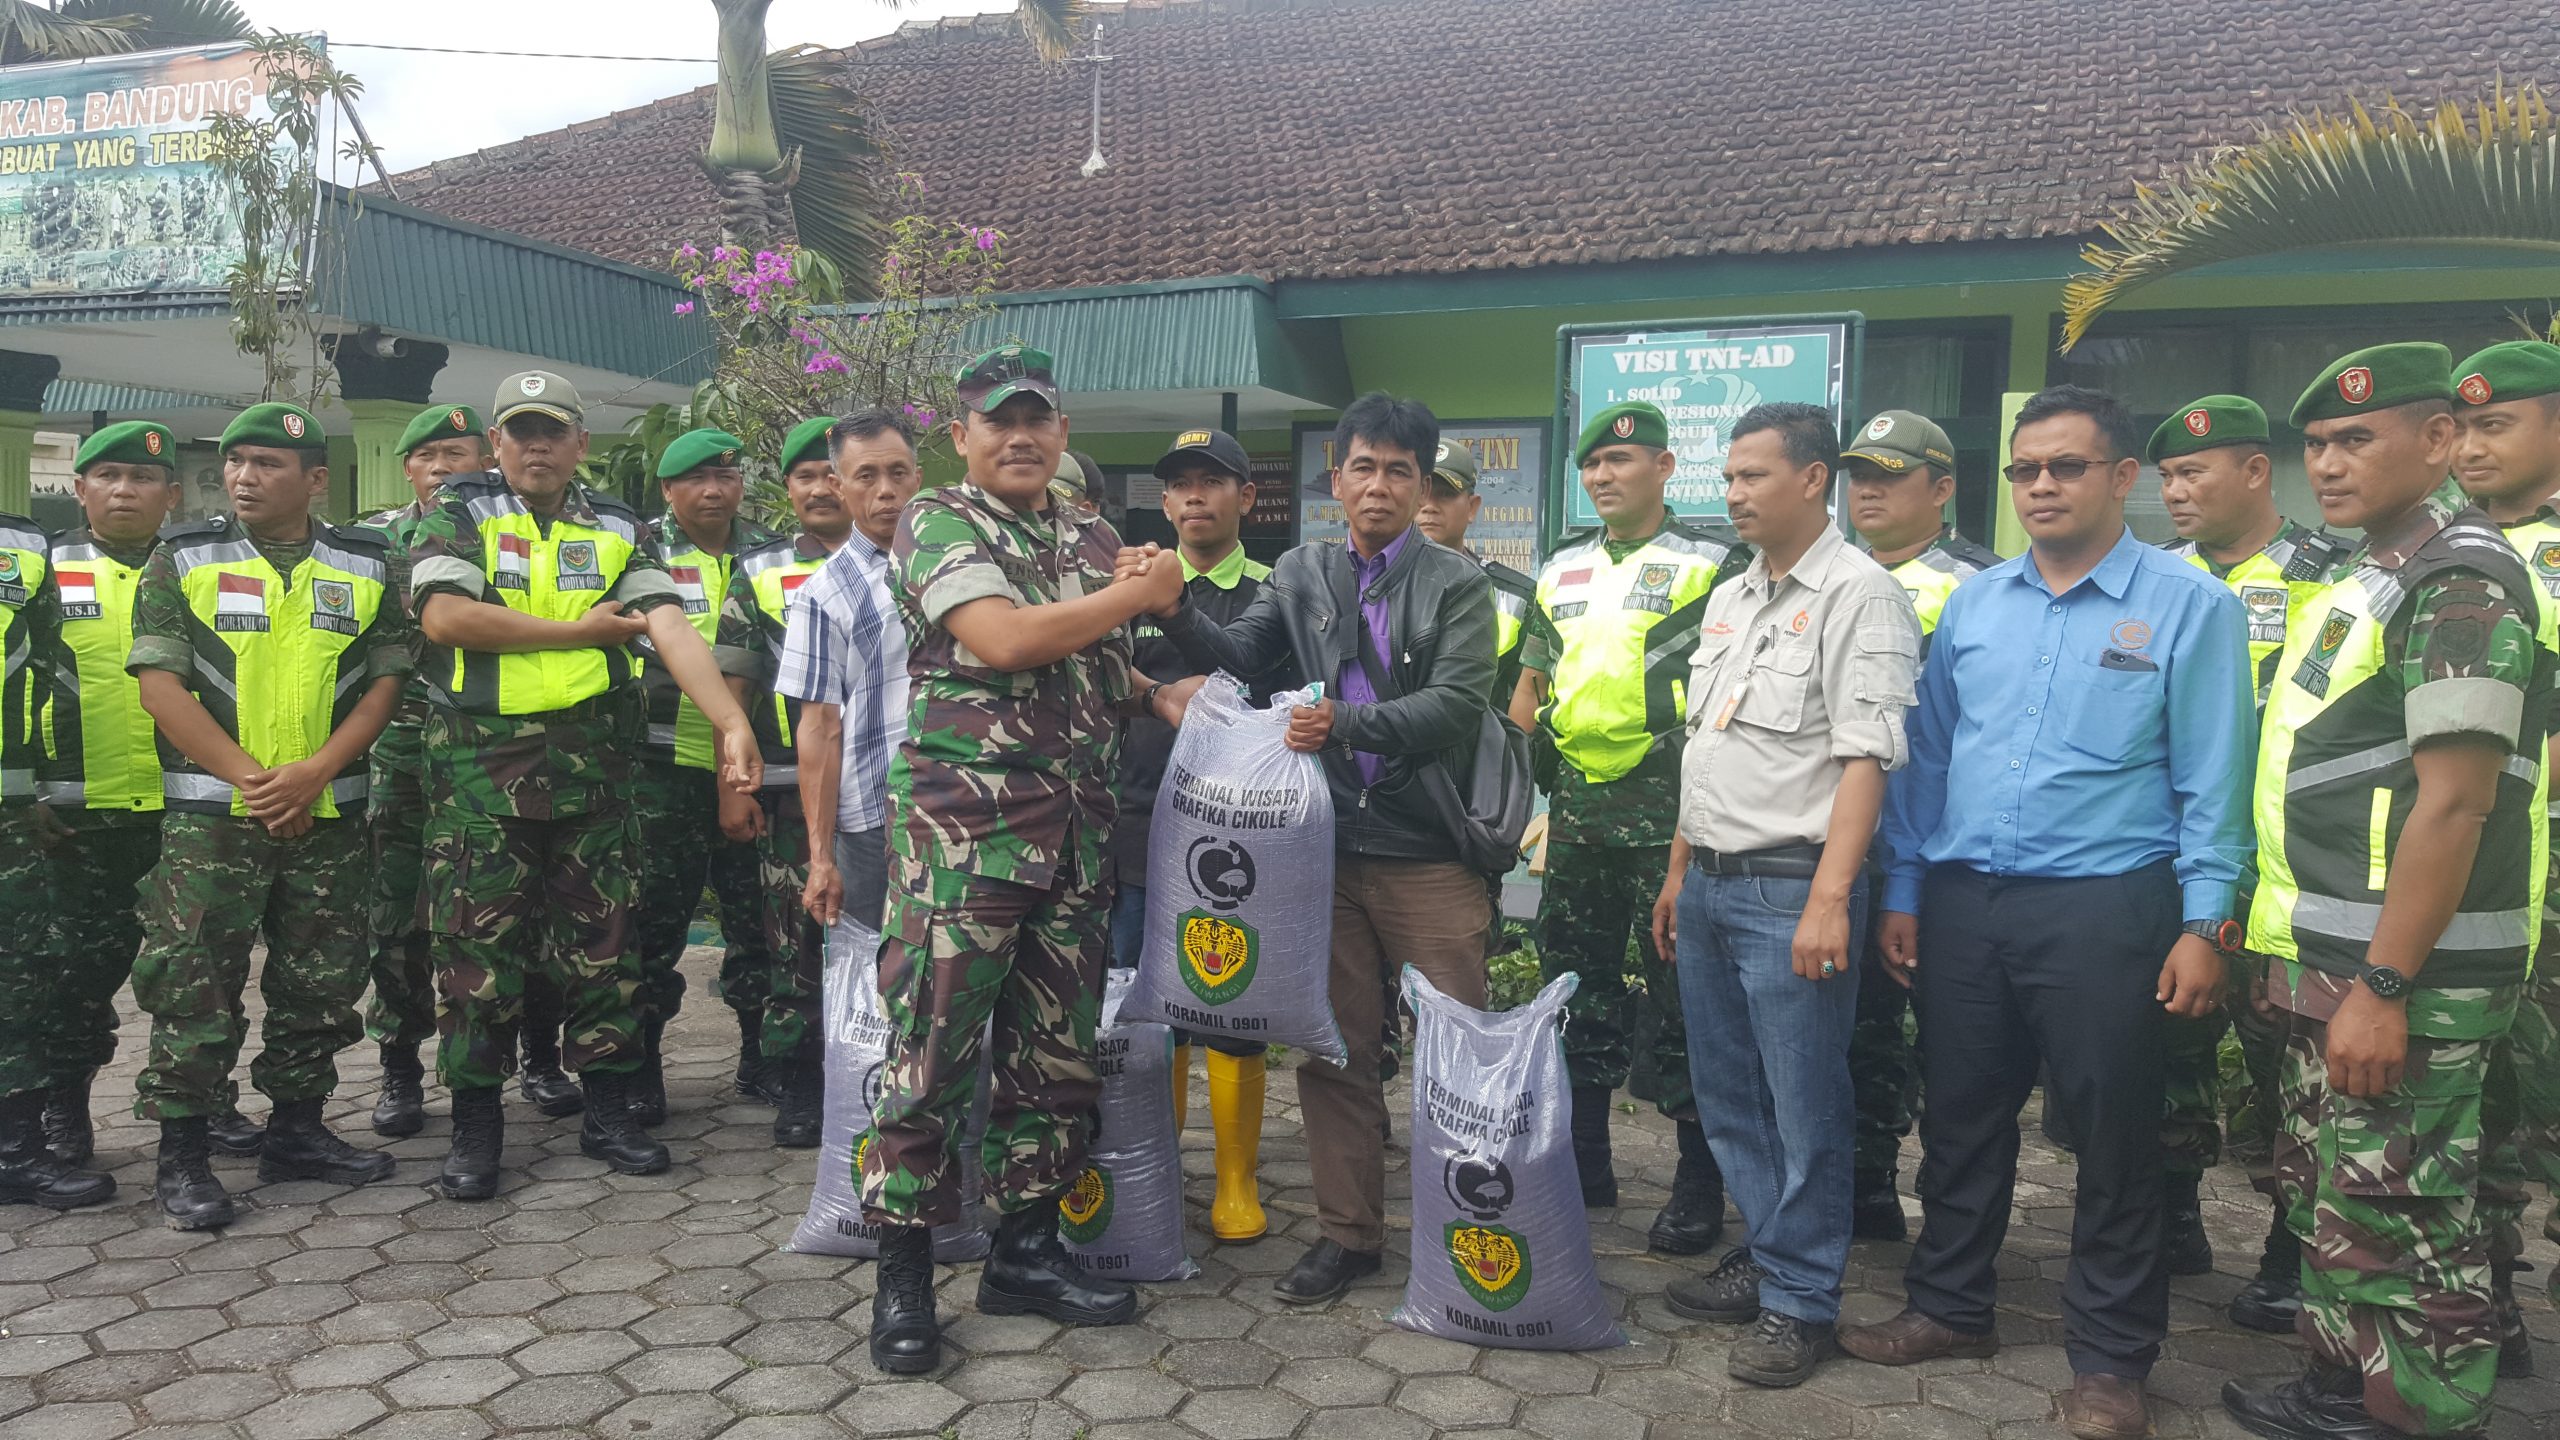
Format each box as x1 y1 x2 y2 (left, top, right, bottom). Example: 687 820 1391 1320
43 380 228 417
945 278 1348 404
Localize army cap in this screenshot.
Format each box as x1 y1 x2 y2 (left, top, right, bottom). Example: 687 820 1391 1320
1841 410 1955 475
657 427 748 480
955 344 1061 413
1429 438 1481 494
1576 400 1669 464
74 420 176 473
1155 427 1250 483
2453 340 2560 407
2147 395 2269 463
2290 342 2454 426
780 416 835 472
222 402 324 452
492 370 583 427
398 404 485 458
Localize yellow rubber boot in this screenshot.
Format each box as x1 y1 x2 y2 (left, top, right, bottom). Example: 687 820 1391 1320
1206 1049 1268 1241
1170 1046 1191 1131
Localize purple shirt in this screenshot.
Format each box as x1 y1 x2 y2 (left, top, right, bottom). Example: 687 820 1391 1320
1335 527 1411 786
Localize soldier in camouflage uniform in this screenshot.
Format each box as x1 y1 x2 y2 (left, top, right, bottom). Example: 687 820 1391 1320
401 373 760 1202
2224 345 2549 1440
860 346 1188 1375
128 404 409 1229
1512 400 1747 1255
629 429 776 1123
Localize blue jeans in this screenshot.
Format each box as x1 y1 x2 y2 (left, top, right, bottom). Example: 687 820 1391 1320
1676 867 1865 1324
1108 882 1147 973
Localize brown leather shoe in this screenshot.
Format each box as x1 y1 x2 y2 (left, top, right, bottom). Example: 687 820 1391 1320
2061 1373 2149 1440
1836 1307 1999 1366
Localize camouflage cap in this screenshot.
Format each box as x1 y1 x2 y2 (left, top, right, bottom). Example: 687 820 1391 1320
955 344 1061 413
397 404 485 458
1840 410 1955 475
2453 340 2560 407
2147 395 2269 463
492 370 583 427
74 420 176 473
2291 342 2455 426
1429 437 1481 494
780 416 835 472
222 402 324 452
657 427 748 480
1576 401 1669 464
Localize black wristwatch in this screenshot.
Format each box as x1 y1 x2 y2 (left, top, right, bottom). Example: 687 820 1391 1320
2181 918 2243 955
2357 963 2411 1000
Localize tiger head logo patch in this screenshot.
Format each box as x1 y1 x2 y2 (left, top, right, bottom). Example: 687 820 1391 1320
1447 1222 1532 1312
1178 911 1259 1007
1059 1164 1112 1244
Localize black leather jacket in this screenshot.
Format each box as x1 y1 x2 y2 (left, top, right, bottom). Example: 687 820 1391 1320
1159 528 1496 862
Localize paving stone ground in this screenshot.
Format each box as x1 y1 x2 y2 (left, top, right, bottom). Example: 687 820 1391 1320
2 945 2554 1440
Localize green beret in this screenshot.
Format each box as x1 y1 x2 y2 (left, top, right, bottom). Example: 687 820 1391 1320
2453 340 2560 407
397 404 485 457
657 427 747 480
1576 401 1670 464
2290 343 2454 427
780 417 834 473
221 402 324 452
2147 395 2270 463
74 420 175 473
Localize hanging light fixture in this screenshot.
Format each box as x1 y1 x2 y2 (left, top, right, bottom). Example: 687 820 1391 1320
1074 22 1114 178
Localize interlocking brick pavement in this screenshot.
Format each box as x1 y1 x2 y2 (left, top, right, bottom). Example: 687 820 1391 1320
1 945 2553 1440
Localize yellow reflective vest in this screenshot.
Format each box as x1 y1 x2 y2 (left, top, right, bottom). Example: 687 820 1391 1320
39 529 161 811
739 531 833 791
416 474 648 716
1481 555 1536 708
1882 528 2000 647
0 514 45 801
639 514 768 771
2163 521 2353 708
2247 509 2549 992
1532 518 1742 783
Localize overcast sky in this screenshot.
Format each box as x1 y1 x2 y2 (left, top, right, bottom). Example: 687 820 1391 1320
229 0 1013 180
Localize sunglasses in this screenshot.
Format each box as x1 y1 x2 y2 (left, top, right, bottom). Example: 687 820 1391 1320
2002 455 2118 485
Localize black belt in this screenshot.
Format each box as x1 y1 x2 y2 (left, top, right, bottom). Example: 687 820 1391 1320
1691 844 1823 879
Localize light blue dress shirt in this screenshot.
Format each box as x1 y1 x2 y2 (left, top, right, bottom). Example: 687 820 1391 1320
1880 525 2254 924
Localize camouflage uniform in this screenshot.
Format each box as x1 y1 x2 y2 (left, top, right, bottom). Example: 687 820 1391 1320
858 481 1134 1226
125 525 407 1119
0 514 52 1101
359 498 439 1049
402 476 685 1090
737 530 837 1065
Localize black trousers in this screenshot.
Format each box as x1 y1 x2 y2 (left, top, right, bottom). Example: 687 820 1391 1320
1903 862 2177 1379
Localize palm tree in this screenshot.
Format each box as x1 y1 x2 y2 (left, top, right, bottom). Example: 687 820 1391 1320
2061 85 2560 350
703 0 1082 297
61 0 252 50
0 0 135 63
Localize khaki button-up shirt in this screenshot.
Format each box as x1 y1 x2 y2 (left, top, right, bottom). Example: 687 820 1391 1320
1678 523 1921 854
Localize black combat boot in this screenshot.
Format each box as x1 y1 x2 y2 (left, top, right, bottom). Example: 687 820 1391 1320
41 1069 95 1166
0 1089 114 1210
977 1203 1137 1325
628 1015 669 1127
2228 1208 2303 1334
1648 1119 1725 1255
2163 1171 2214 1277
735 1007 780 1105
518 1018 585 1118
2493 1255 2535 1378
771 1053 822 1150
1852 1165 1908 1243
259 1097 397 1186
155 1117 235 1230
2220 1361 2385 1440
437 1087 504 1201
206 1103 264 1158
869 1225 941 1373
372 1044 425 1137
1570 1085 1617 1207
580 1069 671 1174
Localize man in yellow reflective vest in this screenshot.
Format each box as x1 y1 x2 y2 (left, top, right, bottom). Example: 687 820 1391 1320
1511 399 1748 1253
2149 393 2351 1327
402 373 761 1201
2222 343 2550 1440
629 427 773 1125
127 403 409 1229
2450 338 2560 1378
1418 437 1536 707
1836 408 1999 1242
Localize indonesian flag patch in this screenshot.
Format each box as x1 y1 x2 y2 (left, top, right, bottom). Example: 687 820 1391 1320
669 563 707 613
57 568 98 618
214 572 268 631
495 532 532 588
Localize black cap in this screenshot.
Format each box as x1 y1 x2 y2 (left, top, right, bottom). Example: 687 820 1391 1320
1153 427 1250 483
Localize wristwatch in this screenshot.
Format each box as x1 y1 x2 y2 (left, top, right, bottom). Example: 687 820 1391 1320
2181 918 2243 955
2356 962 2411 1000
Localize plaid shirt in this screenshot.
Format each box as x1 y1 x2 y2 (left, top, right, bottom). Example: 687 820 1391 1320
776 531 907 834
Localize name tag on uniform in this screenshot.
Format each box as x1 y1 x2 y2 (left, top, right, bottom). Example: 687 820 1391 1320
669 565 709 615
57 568 100 619
213 573 269 633
494 534 531 591
2241 585 2286 644
554 540 607 592
309 579 359 637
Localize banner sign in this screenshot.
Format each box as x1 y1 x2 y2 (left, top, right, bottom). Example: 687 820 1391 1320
0 43 307 297
1295 420 1546 573
1556 320 1853 530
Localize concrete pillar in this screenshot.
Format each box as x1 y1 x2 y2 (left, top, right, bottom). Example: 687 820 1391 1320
0 409 37 514
345 397 418 516
1993 306 2057 556
329 333 451 518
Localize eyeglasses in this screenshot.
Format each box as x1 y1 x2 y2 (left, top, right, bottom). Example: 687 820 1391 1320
2001 456 2116 485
